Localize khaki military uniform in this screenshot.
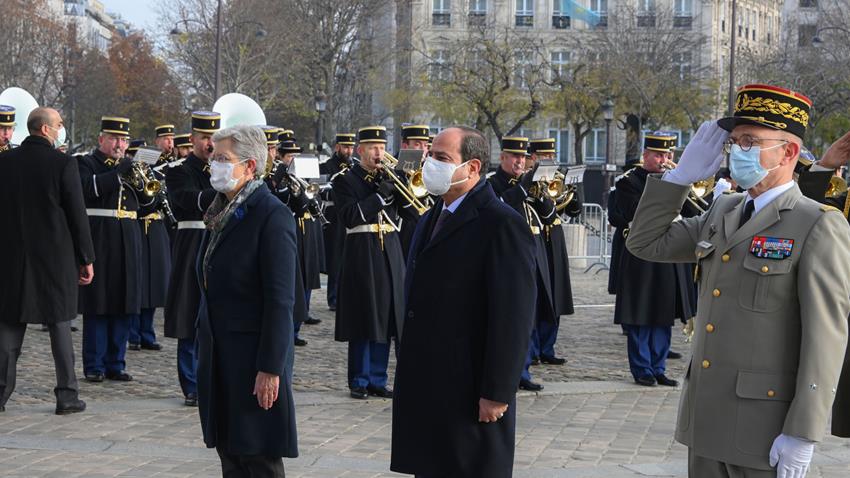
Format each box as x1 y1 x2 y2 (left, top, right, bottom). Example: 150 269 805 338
627 176 850 471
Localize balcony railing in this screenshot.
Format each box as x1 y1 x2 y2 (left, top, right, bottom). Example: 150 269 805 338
552 15 571 29
432 13 451 27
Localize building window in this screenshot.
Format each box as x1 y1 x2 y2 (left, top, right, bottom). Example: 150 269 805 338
552 0 571 29
433 0 451 26
637 0 656 27
430 50 451 82
798 24 817 46
469 0 487 25
766 15 772 44
548 128 572 165
673 0 692 28
550 50 571 80
514 50 532 89
673 52 691 80
590 0 608 27
516 0 534 27
799 0 817 7
429 118 446 135
585 128 607 164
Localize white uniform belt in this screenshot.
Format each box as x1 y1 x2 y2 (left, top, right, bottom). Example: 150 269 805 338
346 224 396 234
324 201 334 206
177 220 206 230
86 208 137 220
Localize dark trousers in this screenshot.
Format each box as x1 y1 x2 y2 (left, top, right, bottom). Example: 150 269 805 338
348 340 390 389
0 321 79 407
177 336 197 397
216 447 285 478
537 318 560 359
326 267 338 307
128 307 157 346
623 324 671 380
82 314 131 376
521 327 537 382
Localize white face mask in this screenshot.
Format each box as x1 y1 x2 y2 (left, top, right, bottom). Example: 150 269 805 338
209 159 247 193
422 157 470 196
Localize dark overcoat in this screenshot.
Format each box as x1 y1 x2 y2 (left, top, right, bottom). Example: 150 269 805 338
0 136 95 324
546 194 582 317
196 184 298 458
488 168 556 322
319 153 351 276
78 149 147 315
333 165 406 342
164 154 217 339
391 181 536 477
613 167 696 326
269 181 311 325
139 198 171 308
607 187 629 295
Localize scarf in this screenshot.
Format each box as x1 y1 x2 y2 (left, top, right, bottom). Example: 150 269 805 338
201 179 263 286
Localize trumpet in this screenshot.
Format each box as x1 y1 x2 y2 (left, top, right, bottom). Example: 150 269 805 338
660 160 713 214
280 171 328 226
826 175 848 198
378 152 430 215
123 161 162 197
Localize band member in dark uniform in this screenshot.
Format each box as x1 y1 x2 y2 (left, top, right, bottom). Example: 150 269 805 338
613 133 694 387
319 133 355 311
395 124 431 258
78 117 148 383
164 111 220 406
126 139 145 158
333 126 405 400
488 136 557 391
0 105 16 151
154 124 176 163
527 138 582 365
174 133 192 160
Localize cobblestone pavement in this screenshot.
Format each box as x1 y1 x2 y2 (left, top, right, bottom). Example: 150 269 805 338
5 269 846 476
8 268 688 406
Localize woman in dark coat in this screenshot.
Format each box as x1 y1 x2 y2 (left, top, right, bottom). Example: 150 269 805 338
195 126 298 476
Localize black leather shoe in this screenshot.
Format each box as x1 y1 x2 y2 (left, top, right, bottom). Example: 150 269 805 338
184 393 198 407
530 356 540 366
367 386 393 398
85 373 104 383
55 399 86 415
667 350 683 359
635 376 656 387
655 374 679 387
328 304 336 312
294 338 308 346
127 343 141 351
0 405 5 412
519 379 544 391
105 372 133 382
540 355 567 365
350 387 368 400
141 342 162 351
71 325 79 332
304 317 322 325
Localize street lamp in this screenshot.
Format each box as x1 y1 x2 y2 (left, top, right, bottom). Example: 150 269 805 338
315 94 328 154
601 98 615 210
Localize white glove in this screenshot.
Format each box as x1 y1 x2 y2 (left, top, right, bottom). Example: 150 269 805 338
713 178 732 200
769 434 814 478
662 121 729 186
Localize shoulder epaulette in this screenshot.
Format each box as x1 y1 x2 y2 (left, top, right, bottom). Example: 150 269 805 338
820 204 840 213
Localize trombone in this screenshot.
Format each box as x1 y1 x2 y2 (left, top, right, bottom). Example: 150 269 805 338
661 161 713 213
379 152 430 215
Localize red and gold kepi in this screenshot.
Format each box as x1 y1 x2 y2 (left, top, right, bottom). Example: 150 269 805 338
529 138 556 154
718 84 812 139
191 111 221 134
335 133 356 145
358 126 387 144
101 116 130 136
401 124 430 141
644 132 677 152
501 136 529 154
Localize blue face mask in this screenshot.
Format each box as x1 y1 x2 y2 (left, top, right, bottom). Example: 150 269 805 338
728 144 782 190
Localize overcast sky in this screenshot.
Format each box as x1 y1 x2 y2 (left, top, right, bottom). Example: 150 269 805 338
101 0 161 32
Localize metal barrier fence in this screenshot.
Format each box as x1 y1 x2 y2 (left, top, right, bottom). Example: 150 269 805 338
563 203 611 273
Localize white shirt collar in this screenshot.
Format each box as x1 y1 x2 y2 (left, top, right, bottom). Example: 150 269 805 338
745 180 795 215
442 191 469 214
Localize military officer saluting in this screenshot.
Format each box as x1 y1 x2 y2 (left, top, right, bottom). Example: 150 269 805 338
627 84 850 477
173 133 192 160
333 126 405 400
527 138 581 365
0 105 16 152
320 132 355 311
395 124 431 258
488 136 557 391
78 116 148 383
164 111 220 407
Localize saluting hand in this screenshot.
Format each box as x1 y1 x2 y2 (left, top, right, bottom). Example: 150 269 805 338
78 264 94 286
663 121 728 186
253 371 280 410
818 129 850 170
478 398 508 423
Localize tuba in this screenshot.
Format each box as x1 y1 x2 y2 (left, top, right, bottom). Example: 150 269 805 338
213 93 267 129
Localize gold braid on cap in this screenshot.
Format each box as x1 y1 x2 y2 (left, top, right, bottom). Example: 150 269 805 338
736 94 810 128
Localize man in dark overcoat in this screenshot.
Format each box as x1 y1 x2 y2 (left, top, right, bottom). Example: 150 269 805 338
613 133 695 387
391 126 536 478
319 133 355 311
333 126 405 400
78 116 148 383
0 107 93 414
164 111 220 406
